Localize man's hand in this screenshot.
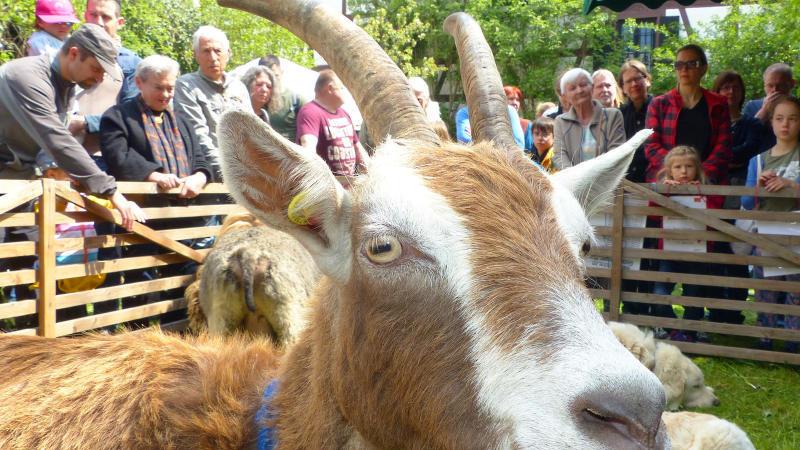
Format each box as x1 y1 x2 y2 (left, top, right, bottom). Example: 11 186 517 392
178 172 207 199
110 191 147 231
755 92 782 121
68 115 87 137
764 175 796 192
147 171 182 190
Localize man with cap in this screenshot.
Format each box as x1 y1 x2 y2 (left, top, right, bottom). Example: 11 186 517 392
0 23 145 230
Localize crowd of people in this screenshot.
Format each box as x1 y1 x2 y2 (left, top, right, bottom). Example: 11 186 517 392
0 0 798 351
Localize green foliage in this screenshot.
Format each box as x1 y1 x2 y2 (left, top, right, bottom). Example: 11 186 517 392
354 0 441 79
0 0 313 72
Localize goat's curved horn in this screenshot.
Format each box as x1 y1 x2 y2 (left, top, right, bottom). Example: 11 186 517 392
444 13 517 151
217 0 439 146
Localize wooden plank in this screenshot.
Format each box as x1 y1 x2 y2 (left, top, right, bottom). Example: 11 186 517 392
0 180 44 194
157 318 188 333
0 299 37 319
617 291 800 316
608 186 624 321
55 298 187 336
0 181 42 214
596 226 800 246
137 204 245 219
56 275 194 309
623 181 800 267
36 179 56 338
115 181 229 195
589 247 796 268
0 241 36 258
620 314 800 341
622 205 800 222
664 340 800 365
55 185 205 263
55 226 220 252
53 250 209 280
587 267 800 292
0 212 36 227
6 327 37 336
638 182 799 198
0 269 36 287
588 288 611 299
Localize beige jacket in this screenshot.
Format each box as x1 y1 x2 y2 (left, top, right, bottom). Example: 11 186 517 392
551 100 626 170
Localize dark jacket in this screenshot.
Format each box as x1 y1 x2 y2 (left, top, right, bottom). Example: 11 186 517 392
100 97 210 183
621 95 652 182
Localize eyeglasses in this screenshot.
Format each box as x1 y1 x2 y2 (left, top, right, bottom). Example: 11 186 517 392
674 60 704 71
623 75 646 86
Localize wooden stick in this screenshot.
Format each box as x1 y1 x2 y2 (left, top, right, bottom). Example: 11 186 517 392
0 181 42 215
36 179 56 337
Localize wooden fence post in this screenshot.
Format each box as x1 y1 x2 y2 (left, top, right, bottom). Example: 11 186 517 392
36 178 56 337
608 185 625 321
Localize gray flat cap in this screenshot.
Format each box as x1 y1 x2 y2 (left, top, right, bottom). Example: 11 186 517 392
64 23 122 82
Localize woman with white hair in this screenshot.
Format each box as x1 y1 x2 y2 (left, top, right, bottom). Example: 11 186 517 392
408 76 442 123
551 68 626 170
241 65 283 124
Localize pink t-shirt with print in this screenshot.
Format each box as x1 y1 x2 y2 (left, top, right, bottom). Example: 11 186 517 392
296 100 361 176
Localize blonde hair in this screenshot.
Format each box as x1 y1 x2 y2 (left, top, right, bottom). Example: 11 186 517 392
659 146 706 183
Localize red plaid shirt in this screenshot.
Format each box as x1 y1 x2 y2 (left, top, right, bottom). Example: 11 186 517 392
644 88 732 185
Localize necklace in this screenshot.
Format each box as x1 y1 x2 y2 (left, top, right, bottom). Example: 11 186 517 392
152 112 164 126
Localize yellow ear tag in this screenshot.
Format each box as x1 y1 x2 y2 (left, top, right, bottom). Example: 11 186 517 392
287 191 312 226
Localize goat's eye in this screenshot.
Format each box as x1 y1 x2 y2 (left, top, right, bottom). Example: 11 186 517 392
581 241 591 255
365 235 402 264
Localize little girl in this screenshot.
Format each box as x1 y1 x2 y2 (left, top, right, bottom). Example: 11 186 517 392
27 0 79 59
741 95 800 353
653 146 707 342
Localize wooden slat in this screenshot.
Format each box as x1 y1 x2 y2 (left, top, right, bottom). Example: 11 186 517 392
6 327 37 336
158 318 188 333
623 205 800 222
589 247 799 268
0 181 42 214
0 180 44 194
639 182 799 198
0 241 36 258
0 212 36 227
623 181 800 267
0 269 36 287
664 340 800 365
115 181 229 195
609 186 624 320
55 186 204 263
55 226 221 252
55 298 187 336
587 267 800 292
36 179 56 337
615 291 800 316
620 314 800 341
0 299 37 319
137 204 245 219
56 275 193 309
53 250 209 280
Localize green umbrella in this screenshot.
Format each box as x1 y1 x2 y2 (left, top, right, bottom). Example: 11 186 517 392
584 0 722 14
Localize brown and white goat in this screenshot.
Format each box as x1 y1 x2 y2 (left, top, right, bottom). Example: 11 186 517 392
0 2 667 449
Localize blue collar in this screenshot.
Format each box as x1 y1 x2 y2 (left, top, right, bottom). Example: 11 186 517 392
256 380 279 450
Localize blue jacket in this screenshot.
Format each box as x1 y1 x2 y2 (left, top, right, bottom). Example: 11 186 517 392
455 105 524 148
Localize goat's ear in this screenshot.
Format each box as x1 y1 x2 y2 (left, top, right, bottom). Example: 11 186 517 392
218 110 352 279
551 129 652 215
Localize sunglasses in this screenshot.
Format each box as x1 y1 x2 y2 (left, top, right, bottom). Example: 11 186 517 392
674 60 704 71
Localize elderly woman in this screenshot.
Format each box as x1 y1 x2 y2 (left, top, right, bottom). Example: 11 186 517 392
551 68 625 170
100 55 210 195
592 69 624 109
408 76 442 123
241 65 283 124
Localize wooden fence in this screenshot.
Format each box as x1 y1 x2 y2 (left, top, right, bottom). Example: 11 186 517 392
0 179 245 337
2 178 799 365
590 181 800 365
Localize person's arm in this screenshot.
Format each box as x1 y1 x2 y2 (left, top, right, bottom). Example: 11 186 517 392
702 101 733 185
354 141 370 173
643 99 670 182
173 77 218 166
99 107 161 182
455 107 471 144
295 104 320 152
299 134 318 152
605 109 627 152
740 156 759 210
507 106 524 149
0 63 116 195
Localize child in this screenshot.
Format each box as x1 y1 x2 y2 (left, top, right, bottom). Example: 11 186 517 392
653 146 707 342
27 0 79 58
531 117 555 172
741 95 800 353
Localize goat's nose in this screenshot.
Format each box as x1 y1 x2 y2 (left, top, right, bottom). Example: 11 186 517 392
573 382 667 449
713 397 721 406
